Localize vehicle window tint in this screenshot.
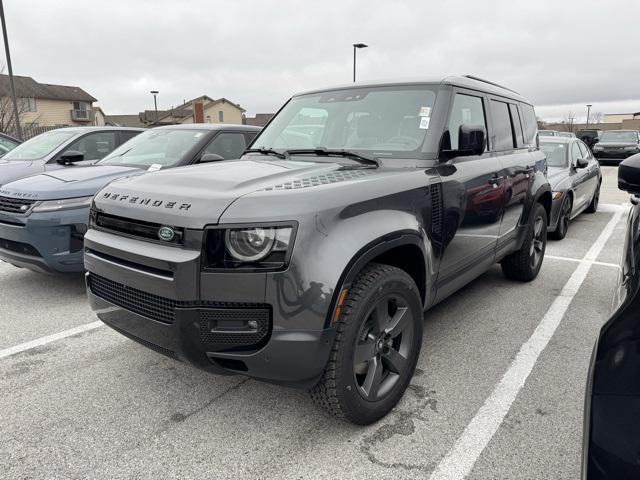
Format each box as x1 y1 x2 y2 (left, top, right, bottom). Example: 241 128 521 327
521 103 538 146
119 131 141 144
489 100 515 151
509 104 525 147
448 93 487 151
577 141 590 159
202 132 247 160
571 142 582 164
244 131 258 146
0 136 18 155
65 132 117 161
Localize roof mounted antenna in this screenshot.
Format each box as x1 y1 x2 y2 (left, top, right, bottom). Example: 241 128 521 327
464 75 520 95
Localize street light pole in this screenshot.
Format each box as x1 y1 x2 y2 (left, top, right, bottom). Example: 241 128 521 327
150 90 159 124
352 43 368 82
0 0 21 140
586 104 592 129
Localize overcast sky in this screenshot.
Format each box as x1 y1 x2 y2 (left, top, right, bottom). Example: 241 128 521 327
4 0 638 121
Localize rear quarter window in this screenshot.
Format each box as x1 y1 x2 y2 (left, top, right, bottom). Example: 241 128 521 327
520 103 538 147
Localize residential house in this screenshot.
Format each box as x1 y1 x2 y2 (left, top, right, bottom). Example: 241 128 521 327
0 74 102 129
244 113 275 127
141 95 245 126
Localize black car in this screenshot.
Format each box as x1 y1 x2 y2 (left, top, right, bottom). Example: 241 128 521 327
84 75 551 424
583 153 640 479
0 132 21 157
592 130 640 164
577 129 604 150
540 137 601 240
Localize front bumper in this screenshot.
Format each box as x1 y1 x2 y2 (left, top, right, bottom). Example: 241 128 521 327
593 150 638 163
0 206 89 273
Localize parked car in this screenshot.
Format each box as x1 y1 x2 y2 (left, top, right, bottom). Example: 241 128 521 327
0 124 260 273
592 130 640 164
0 132 21 157
84 75 551 424
577 129 603 150
582 153 640 479
539 130 559 136
556 131 576 138
540 137 601 240
0 127 144 186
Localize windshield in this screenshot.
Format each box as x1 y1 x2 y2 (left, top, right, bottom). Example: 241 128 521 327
251 86 437 159
2 130 76 160
98 129 206 168
600 131 638 143
540 141 568 168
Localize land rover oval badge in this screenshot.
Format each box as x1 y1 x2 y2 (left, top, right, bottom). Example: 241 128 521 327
158 226 175 242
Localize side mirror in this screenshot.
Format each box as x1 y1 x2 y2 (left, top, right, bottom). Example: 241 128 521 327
200 153 224 163
619 154 640 194
440 124 486 159
576 157 589 169
57 150 84 165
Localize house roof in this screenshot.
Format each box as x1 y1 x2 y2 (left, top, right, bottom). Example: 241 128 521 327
105 114 146 128
0 74 97 102
152 95 246 124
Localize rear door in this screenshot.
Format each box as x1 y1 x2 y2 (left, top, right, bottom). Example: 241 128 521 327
435 89 504 301
570 141 591 211
577 140 599 201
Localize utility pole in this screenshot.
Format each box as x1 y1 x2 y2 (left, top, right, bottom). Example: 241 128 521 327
150 90 159 124
586 104 592 129
352 43 368 82
569 117 575 133
0 0 21 139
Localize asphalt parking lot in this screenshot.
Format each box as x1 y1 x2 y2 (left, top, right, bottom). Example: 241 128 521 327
0 166 630 480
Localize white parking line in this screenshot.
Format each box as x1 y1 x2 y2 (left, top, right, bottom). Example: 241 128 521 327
546 254 621 270
428 208 625 480
0 321 104 360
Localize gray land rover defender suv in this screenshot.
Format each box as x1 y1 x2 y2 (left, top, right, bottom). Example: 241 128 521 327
85 75 551 424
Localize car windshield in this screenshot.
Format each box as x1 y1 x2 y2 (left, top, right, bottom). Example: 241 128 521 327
251 85 437 159
2 130 76 160
98 128 206 169
539 131 555 136
600 131 638 143
540 141 568 168
557 132 573 137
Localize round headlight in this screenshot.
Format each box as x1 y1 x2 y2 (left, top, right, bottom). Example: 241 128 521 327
225 227 276 262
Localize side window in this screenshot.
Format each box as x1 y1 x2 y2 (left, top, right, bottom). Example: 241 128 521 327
509 104 525 147
489 100 515 151
577 141 590 159
448 93 487 151
119 130 141 145
65 131 117 161
571 142 582 164
202 132 247 161
244 131 258 146
520 103 538 147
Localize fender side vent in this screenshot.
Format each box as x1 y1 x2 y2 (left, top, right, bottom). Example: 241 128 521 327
430 183 443 239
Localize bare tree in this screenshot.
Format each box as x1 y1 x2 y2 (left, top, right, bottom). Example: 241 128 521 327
0 66 39 136
590 111 603 124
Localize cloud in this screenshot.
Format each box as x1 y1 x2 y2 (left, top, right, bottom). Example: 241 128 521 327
3 0 638 118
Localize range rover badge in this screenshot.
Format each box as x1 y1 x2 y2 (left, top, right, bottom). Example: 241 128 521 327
158 226 175 242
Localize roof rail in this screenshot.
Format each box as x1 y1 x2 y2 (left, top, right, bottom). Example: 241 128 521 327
463 75 520 95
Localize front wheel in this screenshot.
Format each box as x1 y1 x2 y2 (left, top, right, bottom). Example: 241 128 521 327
501 203 547 281
549 196 572 240
585 183 600 213
309 263 423 425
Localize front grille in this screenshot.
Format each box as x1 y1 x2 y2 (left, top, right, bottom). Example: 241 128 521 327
91 211 184 246
88 273 271 348
0 237 40 257
105 321 178 359
0 196 35 214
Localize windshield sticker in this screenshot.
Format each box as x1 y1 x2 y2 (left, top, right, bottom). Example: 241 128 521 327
148 164 163 172
419 116 430 130
419 107 431 117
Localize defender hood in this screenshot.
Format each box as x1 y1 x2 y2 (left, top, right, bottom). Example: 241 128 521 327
93 158 374 228
0 165 142 200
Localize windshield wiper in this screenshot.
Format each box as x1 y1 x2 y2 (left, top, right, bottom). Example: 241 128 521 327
284 148 379 167
244 147 288 159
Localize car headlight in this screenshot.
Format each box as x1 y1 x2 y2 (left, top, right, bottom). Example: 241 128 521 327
203 223 296 270
32 196 94 213
625 146 639 151
552 191 563 200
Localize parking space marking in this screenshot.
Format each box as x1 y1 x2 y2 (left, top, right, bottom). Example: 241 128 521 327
428 208 625 480
0 321 103 360
546 254 621 270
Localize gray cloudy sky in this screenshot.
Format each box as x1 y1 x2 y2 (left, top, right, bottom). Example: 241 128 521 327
5 0 638 121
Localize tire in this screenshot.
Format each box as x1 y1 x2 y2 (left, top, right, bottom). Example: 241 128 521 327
585 182 600 213
309 263 423 425
501 203 547 281
549 195 572 240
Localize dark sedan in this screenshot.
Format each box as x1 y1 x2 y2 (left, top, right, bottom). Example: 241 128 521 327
540 137 601 240
592 130 640 164
582 153 640 479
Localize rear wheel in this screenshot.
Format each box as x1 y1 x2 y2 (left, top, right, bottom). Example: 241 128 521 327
586 183 600 213
549 196 572 240
309 263 423 425
501 203 547 281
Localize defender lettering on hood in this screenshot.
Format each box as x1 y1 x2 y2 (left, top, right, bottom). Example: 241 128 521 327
101 191 191 211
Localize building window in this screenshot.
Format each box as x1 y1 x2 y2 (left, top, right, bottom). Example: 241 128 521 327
20 97 37 112
73 101 88 111
218 110 224 122
206 115 211 123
